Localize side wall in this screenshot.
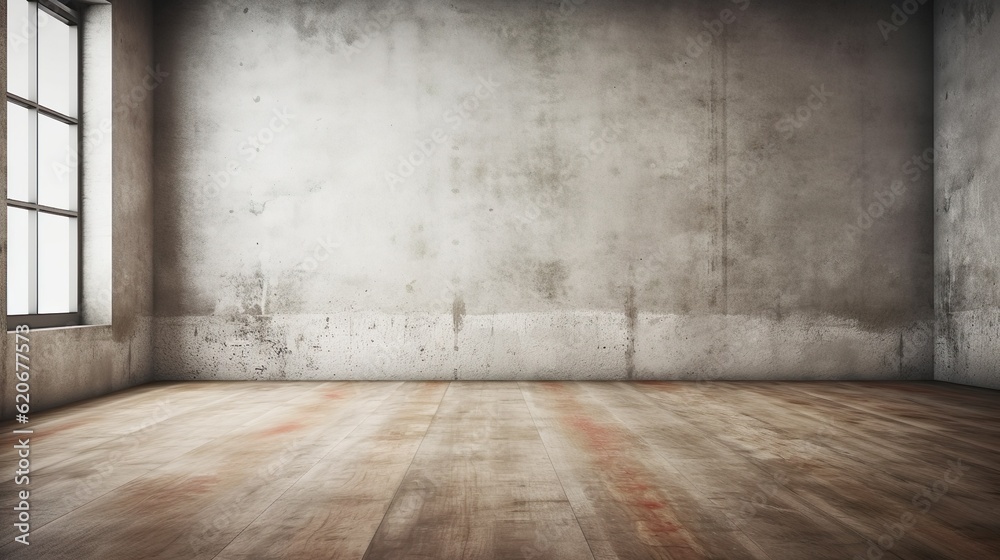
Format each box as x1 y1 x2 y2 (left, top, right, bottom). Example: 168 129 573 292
935 0 1000 389
152 0 935 381
1 0 156 419
1 1 8 412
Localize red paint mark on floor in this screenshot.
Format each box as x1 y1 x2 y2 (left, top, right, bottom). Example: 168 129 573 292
541 383 702 552
260 421 303 437
567 415 616 448
37 419 87 437
323 389 345 400
540 381 568 392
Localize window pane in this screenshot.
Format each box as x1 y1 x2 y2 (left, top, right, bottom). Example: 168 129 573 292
38 213 78 314
6 0 32 99
7 207 32 315
38 9 77 117
38 115 77 211
7 102 32 202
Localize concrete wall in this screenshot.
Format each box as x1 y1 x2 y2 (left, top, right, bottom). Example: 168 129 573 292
152 0 935 381
1 0 156 419
1 1 9 415
935 0 1000 390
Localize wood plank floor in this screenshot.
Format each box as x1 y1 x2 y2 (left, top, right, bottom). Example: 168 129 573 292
1 381 998 559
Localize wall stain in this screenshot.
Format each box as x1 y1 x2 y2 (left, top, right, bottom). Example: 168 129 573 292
453 294 466 352
452 294 466 333
710 25 729 315
626 285 637 379
145 0 936 383
534 261 568 301
963 0 995 34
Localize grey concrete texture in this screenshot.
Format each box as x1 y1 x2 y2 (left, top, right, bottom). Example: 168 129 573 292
1 0 9 417
1 0 156 420
151 0 935 381
935 0 1000 390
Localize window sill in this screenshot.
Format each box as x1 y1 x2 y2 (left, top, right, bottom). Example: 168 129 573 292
7 323 111 334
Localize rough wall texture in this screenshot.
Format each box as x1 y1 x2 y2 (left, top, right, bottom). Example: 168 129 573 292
152 0 935 381
935 0 1000 390
1 1 9 412
1 0 156 419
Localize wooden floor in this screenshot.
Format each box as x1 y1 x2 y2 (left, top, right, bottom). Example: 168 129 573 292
1 381 998 559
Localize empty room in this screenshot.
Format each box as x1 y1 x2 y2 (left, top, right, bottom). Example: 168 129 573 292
2 0 999 558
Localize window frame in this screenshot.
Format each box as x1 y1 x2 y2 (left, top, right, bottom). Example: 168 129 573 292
6 0 84 330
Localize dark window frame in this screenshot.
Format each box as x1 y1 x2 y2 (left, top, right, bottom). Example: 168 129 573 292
6 0 84 330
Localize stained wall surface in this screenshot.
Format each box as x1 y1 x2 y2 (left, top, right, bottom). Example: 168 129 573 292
935 0 1000 390
150 0 936 381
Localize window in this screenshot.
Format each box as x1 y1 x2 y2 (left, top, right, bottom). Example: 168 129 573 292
7 0 81 329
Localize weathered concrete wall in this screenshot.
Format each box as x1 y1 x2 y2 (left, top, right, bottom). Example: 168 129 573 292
82 4 114 325
152 0 935 381
1 0 156 419
1 1 9 414
935 0 1000 390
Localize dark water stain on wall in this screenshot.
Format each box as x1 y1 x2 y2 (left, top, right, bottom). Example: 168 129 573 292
962 0 995 34
625 285 637 379
225 272 267 316
534 261 568 301
452 294 466 334
288 0 339 41
452 294 466 353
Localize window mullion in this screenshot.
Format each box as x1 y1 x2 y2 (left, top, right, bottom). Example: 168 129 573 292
27 210 38 315
28 2 38 102
29 1 41 315
28 111 39 206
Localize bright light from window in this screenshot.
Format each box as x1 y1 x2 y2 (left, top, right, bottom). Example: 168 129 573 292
38 115 77 211
38 9 77 117
7 207 31 315
6 0 31 99
6 1 82 325
37 213 78 314
7 102 31 202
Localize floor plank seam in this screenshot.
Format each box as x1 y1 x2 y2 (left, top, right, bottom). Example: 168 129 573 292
210 381 406 560
517 381 599 560
359 381 450 560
